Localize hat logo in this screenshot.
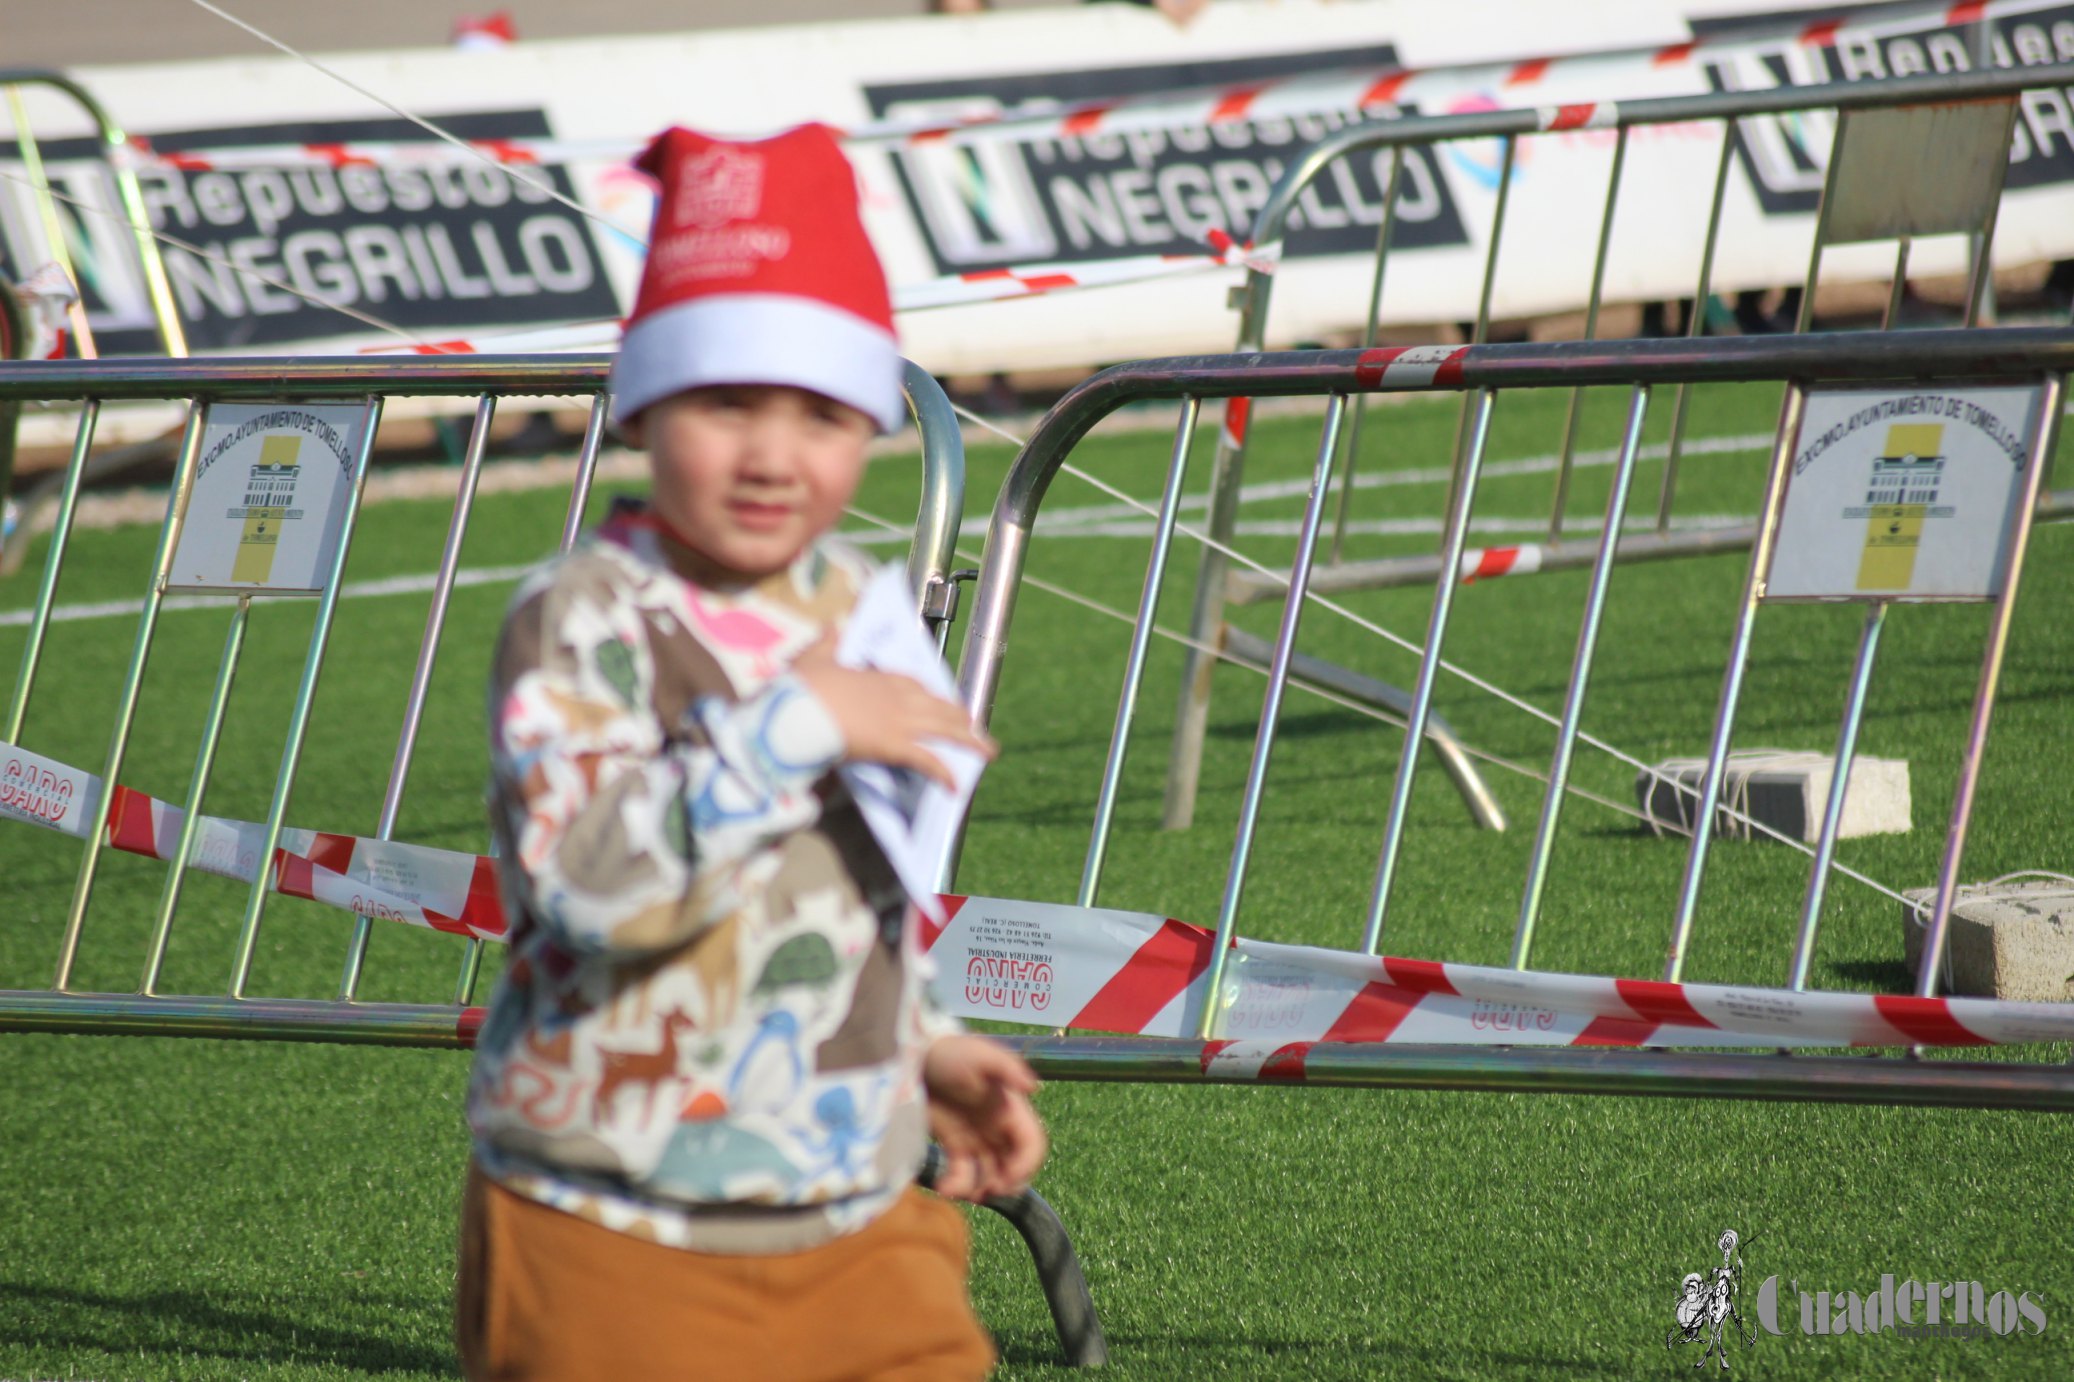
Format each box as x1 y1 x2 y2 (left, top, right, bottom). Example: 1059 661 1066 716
674 146 765 229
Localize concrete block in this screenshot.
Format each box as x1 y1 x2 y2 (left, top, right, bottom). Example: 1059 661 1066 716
1900 876 2074 1002
1636 752 1911 842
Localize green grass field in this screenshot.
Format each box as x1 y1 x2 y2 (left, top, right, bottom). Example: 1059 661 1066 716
3 378 2071 1380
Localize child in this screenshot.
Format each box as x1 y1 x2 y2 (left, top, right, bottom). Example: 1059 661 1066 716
458 123 1045 1381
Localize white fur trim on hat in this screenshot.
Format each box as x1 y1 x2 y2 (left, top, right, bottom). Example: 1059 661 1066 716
610 293 905 433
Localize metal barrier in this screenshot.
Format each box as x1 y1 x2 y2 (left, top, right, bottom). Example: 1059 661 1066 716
0 353 1114 1367
0 67 187 358
1163 59 2074 831
954 326 2074 1110
0 353 959 1031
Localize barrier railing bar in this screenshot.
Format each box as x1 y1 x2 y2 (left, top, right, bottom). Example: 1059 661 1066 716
996 1036 2074 1111
1548 125 1631 544
227 397 384 998
1914 369 2067 999
1161 426 1250 829
0 67 188 356
1656 129 1737 535
0 355 615 401
1660 382 1806 984
1326 148 1404 565
341 394 498 1002
1079 397 1199 908
1883 237 1913 332
558 395 610 553
6 85 97 359
53 404 205 990
1197 394 1348 1036
1962 135 2011 330
1786 600 1888 994
0 994 2065 1107
5 399 98 742
1510 385 1651 969
1361 388 1497 954
1795 113 1847 336
900 363 966 615
141 596 250 994
1446 137 1514 464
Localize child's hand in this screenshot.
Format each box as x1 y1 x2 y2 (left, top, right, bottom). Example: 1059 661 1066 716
922 1034 1047 1202
792 632 996 788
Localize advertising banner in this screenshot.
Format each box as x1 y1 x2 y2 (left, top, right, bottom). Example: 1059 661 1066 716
1 0 2070 372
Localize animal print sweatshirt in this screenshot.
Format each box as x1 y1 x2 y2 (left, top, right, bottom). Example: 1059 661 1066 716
467 499 961 1254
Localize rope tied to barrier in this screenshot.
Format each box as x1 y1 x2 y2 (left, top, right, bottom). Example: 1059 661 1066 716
944 399 1925 912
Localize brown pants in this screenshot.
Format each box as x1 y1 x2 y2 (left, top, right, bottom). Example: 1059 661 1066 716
456 1166 996 1381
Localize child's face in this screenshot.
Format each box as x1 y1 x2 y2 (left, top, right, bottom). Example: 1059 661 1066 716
635 384 874 579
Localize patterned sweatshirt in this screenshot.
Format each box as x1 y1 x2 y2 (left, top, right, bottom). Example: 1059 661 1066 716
467 499 961 1254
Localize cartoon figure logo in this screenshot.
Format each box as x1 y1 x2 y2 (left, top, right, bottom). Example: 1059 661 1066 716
1669 1229 1759 1370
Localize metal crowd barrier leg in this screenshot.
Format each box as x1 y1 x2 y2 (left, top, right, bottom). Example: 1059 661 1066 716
1786 601 1888 993
1080 398 1199 907
1660 383 1806 983
0 67 187 356
917 1145 1107 1369
228 398 385 998
1913 372 2067 998
1197 396 1348 1034
52 404 206 991
342 395 497 1001
141 597 251 994
1363 389 1498 954
1657 130 1736 535
1327 148 1405 565
1548 126 1630 543
1511 386 1652 969
4 400 98 742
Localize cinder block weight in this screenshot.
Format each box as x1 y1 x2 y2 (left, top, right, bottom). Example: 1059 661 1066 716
1636 751 1911 842
1900 874 2074 1002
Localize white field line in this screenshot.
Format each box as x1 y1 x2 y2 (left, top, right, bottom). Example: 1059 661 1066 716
967 513 1757 543
0 510 1759 629
0 427 1772 626
1032 431 1775 529
0 564 536 629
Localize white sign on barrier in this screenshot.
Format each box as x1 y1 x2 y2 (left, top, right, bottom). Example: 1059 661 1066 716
167 403 369 594
1766 383 2042 601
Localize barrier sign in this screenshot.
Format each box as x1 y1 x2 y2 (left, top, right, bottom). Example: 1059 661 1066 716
168 402 369 593
1766 383 2041 600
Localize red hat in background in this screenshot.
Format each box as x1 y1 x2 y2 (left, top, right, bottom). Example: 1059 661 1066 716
610 124 904 432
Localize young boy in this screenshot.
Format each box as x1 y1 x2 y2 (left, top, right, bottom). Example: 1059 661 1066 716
458 124 1045 1381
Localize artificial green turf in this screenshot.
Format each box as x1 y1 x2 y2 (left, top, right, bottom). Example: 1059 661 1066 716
3 377 2071 1379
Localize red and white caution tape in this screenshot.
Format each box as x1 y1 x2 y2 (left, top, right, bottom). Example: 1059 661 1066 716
1 741 506 942
9 739 2060 1049
1458 542 1545 583
919 893 2074 1049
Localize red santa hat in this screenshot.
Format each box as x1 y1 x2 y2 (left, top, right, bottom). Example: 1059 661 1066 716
610 124 904 433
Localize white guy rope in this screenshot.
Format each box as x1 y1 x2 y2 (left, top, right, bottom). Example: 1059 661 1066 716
947 400 1920 909
181 0 645 249
838 502 1663 834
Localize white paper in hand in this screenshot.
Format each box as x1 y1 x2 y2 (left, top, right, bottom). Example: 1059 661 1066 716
835 564 985 922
